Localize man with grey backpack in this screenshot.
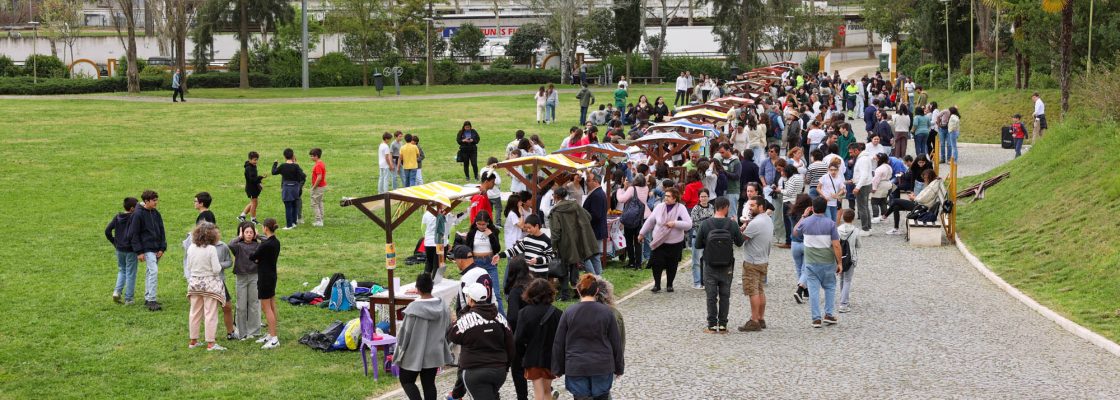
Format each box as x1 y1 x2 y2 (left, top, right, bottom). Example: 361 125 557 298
694 197 745 334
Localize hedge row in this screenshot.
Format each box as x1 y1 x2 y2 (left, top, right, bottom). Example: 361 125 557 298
0 76 163 95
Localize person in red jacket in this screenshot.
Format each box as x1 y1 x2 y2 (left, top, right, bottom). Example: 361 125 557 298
469 171 497 224
1010 114 1028 158
681 170 703 209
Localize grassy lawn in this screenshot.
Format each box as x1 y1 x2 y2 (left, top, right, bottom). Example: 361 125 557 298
925 88 1061 144
0 87 674 399
126 83 675 100
956 120 1120 342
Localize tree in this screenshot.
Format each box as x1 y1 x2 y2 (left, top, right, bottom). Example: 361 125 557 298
643 0 684 78
109 0 141 93
613 0 640 77
862 0 913 42
326 0 391 86
582 8 617 59
703 0 765 66
1042 0 1072 114
195 0 293 88
519 0 580 83
507 22 548 64
450 23 487 60
38 0 82 61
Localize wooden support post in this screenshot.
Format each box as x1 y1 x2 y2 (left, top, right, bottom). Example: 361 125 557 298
948 159 958 243
384 197 398 336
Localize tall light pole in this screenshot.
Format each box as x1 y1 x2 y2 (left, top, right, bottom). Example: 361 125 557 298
1087 0 1095 75
301 0 308 90
942 0 950 90
994 4 1000 90
425 0 434 89
969 0 974 91
30 21 39 84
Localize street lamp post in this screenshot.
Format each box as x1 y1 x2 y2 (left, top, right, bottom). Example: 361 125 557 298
425 0 434 89
1087 0 1095 75
30 21 40 84
969 0 974 91
941 0 950 91
301 0 308 90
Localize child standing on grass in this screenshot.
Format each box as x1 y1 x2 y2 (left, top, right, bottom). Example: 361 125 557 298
184 192 237 339
309 148 327 227
186 222 226 351
239 151 265 225
229 222 262 341
836 209 860 313
414 135 426 186
272 149 306 230
400 134 420 188
251 218 282 349
105 197 139 305
127 190 167 312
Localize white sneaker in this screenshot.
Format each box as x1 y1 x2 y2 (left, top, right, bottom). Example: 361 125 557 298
838 305 851 313
188 342 204 349
255 335 271 344
282 226 294 230
886 228 900 235
693 284 704 290
871 217 881 224
312 221 323 227
859 230 871 237
207 343 227 351
261 337 280 349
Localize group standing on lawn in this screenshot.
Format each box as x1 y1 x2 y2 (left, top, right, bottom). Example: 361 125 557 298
106 72 1040 399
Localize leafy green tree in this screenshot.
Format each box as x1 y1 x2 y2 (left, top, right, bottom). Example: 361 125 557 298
613 0 640 77
326 0 392 86
582 8 618 59
507 22 549 64
450 23 487 61
862 0 912 41
195 0 294 88
702 0 766 66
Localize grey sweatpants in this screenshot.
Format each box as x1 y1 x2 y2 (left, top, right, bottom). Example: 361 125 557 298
235 273 262 338
856 185 872 230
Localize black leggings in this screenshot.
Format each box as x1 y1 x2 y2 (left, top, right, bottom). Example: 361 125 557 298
650 240 684 289
623 227 642 269
461 150 478 180
884 198 917 229
399 367 438 400
871 197 888 218
424 246 438 277
463 367 507 400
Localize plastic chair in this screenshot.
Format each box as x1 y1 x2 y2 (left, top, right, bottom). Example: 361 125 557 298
359 306 398 380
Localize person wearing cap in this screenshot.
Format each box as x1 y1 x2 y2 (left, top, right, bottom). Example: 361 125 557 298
446 282 514 400
451 245 493 315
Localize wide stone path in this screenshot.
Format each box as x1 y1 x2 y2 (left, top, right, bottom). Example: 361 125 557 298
375 134 1120 399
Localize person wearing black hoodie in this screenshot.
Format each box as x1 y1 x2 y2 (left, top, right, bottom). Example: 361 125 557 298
448 245 495 400
272 148 306 229
447 282 513 400
516 278 562 400
239 151 266 225
106 197 139 305
126 190 167 311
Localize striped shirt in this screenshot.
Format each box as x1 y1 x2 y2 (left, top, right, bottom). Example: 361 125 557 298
797 214 839 265
498 233 555 269
804 161 828 188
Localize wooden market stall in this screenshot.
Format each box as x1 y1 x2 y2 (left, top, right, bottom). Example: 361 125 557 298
340 181 478 335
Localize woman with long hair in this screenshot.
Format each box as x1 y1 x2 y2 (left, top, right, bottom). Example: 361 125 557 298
945 106 961 162
891 104 912 158
504 257 533 400
503 193 525 250
787 193 812 303
552 275 624 399
456 121 480 181
780 164 804 247
466 210 503 312
514 278 563 400
870 153 893 223
639 187 693 292
881 169 944 235
911 106 931 157
546 83 559 123
534 86 547 124
652 96 670 122
250 218 281 349
617 174 651 269
186 222 226 351
228 221 262 341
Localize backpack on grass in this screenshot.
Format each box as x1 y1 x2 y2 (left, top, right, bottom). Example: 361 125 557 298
328 279 355 311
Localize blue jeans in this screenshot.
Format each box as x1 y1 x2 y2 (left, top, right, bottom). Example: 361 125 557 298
114 250 138 301
825 205 837 223
580 106 589 126
642 231 652 262
939 127 950 162
1013 137 1023 157
403 169 417 187
791 242 806 286
142 251 160 302
752 147 765 168
914 133 929 156
725 192 739 222
947 131 960 162
583 255 603 275
284 200 298 228
546 102 557 122
804 263 838 321
378 167 393 193
807 186 819 200
565 374 614 398
475 257 503 313
691 233 704 286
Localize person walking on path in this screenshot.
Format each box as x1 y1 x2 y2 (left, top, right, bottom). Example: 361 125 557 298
184 222 226 351
891 105 912 158
548 187 600 300
1032 92 1047 139
308 148 327 226
272 149 306 230
793 197 842 329
127 190 167 312
515 278 563 400
456 121 481 181
239 151 265 224
395 273 454 400
172 69 185 102
695 197 744 333
228 222 262 341
552 275 625 400
106 197 139 305
737 196 773 332
447 282 513 400
849 143 874 235
836 209 860 313
582 173 608 276
689 189 714 290
639 188 693 293
576 83 596 126
250 218 282 349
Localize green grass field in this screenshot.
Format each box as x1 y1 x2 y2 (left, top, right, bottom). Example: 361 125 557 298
956 120 1120 342
127 83 675 100
925 88 1061 144
0 86 674 399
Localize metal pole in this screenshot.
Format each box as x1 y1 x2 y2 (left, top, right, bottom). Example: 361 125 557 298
969 0 974 91
425 1 433 89
994 6 999 90
1087 0 1094 75
32 24 38 84
301 0 308 90
945 1 951 91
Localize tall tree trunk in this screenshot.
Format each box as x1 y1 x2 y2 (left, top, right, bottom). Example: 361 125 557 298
736 2 750 66
175 0 187 91
238 0 249 89
143 0 154 35
362 61 368 86
1058 1 1071 114
1024 58 1031 89
625 51 631 78
1014 51 1021 89
687 0 692 26
975 2 993 54
126 8 139 93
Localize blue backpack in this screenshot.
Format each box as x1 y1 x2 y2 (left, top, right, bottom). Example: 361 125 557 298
328 279 355 311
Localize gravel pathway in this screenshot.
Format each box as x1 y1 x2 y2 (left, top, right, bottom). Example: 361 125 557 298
377 137 1118 400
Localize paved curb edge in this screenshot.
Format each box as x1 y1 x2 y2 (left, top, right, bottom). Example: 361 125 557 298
954 234 1120 357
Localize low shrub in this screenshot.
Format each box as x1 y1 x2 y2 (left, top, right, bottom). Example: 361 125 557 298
460 68 562 84
24 55 67 78
434 59 460 84
0 76 164 95
490 57 514 70
310 52 362 87
187 72 272 88
116 56 149 78
0 55 17 77
590 54 727 80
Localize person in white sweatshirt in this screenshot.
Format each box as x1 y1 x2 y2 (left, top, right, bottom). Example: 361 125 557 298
848 143 875 235
185 222 227 351
835 209 860 313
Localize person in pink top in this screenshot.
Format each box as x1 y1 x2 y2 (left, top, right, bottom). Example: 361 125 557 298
639 187 693 293
616 174 651 269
